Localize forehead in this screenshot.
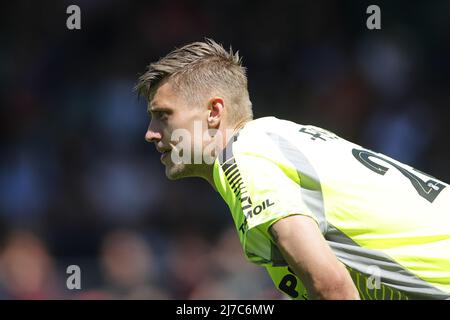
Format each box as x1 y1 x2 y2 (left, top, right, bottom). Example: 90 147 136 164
150 80 180 107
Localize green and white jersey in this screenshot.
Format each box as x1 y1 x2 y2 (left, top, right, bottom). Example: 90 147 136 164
212 116 450 300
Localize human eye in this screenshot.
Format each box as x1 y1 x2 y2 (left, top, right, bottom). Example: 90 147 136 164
149 107 171 121
149 110 163 120
156 111 168 121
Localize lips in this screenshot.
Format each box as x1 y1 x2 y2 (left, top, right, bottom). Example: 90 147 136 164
157 147 171 162
156 144 174 162
160 150 170 160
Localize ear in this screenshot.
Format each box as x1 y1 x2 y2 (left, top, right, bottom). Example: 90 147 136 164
207 97 224 129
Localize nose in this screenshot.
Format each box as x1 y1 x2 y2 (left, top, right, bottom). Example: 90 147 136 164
145 122 162 143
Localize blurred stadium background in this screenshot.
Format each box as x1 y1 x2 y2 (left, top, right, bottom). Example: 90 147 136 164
0 0 449 299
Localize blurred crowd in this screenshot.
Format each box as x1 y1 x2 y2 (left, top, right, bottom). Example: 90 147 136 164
0 1 449 299
0 228 279 299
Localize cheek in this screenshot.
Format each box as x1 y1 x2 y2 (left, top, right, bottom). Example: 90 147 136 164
169 113 207 146
162 122 176 140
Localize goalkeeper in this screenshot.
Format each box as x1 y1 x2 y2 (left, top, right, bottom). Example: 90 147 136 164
136 39 450 300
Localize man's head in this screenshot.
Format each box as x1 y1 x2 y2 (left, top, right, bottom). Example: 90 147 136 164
136 39 253 180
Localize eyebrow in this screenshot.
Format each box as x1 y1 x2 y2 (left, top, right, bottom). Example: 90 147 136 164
147 102 172 114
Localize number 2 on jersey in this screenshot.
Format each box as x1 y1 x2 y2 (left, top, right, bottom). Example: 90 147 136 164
352 148 447 203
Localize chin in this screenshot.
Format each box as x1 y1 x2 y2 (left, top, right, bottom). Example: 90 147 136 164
165 171 180 180
165 164 187 180
165 162 199 180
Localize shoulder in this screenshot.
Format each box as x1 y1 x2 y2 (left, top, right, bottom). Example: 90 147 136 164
232 117 301 158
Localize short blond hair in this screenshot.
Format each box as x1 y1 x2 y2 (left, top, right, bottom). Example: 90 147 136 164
135 39 253 125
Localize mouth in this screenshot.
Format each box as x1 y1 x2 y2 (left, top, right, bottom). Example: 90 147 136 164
160 150 170 161
157 147 173 162
157 143 176 163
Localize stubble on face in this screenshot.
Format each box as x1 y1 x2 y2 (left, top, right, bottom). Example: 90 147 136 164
152 81 210 180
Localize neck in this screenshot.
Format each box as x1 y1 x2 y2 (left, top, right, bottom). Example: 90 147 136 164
198 119 250 191
198 164 217 191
